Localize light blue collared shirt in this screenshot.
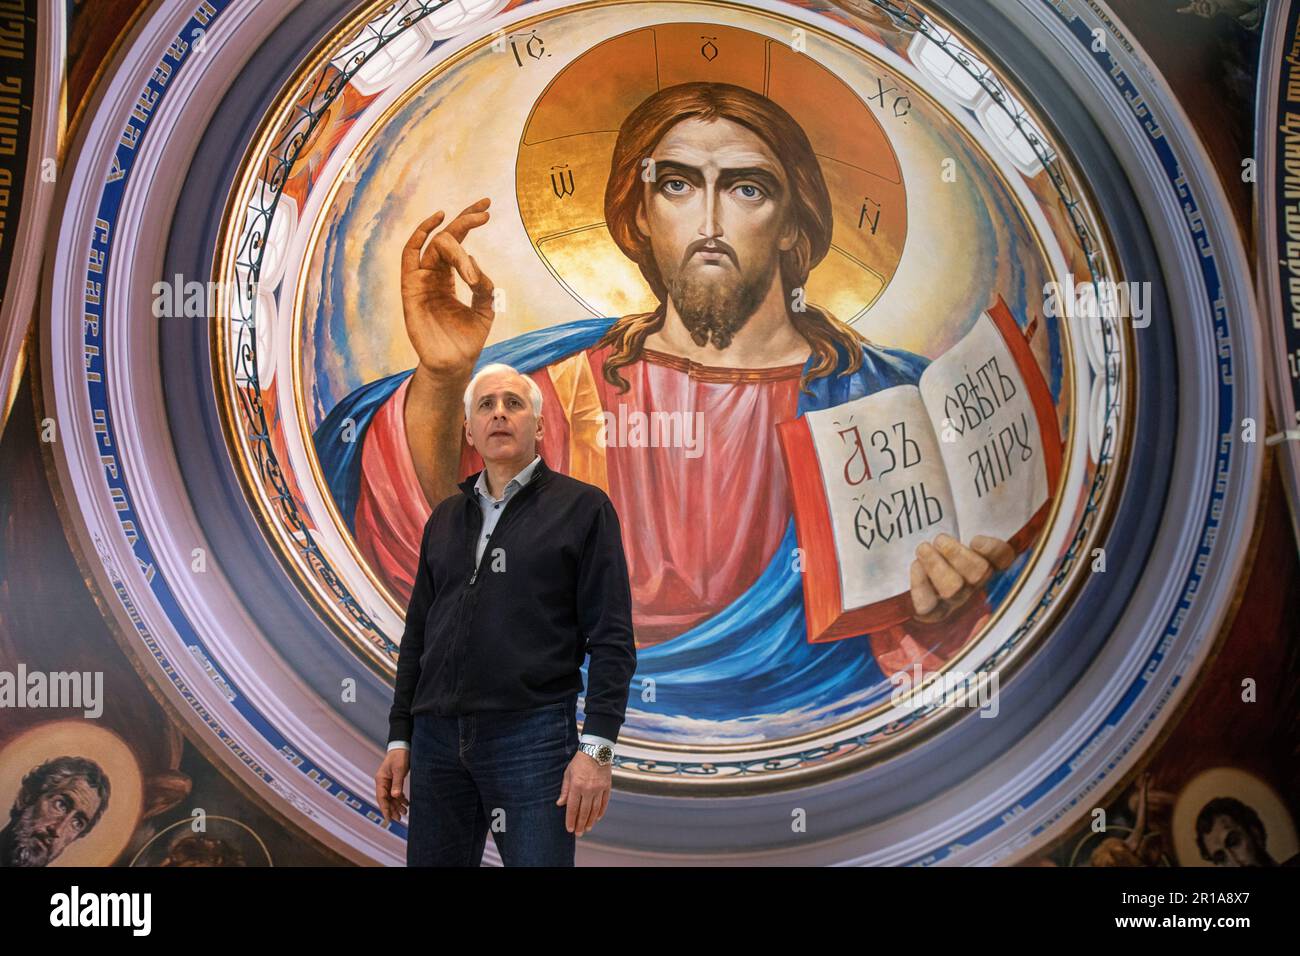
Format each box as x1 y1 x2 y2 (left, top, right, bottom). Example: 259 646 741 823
387 453 617 759
472 453 543 568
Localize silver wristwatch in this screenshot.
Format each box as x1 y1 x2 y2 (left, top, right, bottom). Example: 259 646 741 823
579 741 614 766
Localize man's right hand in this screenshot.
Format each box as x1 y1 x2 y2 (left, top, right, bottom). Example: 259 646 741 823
375 748 410 824
401 197 496 379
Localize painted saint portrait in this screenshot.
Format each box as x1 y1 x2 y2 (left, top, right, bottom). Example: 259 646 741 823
0 756 110 867
303 17 1071 745
0 722 143 866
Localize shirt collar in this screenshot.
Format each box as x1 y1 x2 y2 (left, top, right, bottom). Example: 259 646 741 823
474 453 542 502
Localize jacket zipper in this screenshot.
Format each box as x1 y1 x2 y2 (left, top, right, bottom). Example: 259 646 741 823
449 476 545 705
466 474 544 582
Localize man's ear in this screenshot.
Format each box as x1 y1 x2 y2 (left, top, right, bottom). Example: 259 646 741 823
463 418 474 449
634 196 650 239
15 785 35 811
777 210 798 253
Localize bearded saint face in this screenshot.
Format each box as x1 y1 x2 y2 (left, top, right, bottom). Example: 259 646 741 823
634 115 796 350
3 772 104 867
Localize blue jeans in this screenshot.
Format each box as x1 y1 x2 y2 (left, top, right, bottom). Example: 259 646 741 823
407 695 578 866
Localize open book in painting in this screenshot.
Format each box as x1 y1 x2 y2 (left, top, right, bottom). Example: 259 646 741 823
776 295 1063 643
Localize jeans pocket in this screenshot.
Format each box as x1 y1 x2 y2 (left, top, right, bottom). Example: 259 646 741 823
565 704 581 757
509 701 568 752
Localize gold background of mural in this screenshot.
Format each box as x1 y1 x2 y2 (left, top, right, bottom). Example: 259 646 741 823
517 21 906 321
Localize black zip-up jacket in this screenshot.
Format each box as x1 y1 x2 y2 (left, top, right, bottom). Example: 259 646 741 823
387 456 637 745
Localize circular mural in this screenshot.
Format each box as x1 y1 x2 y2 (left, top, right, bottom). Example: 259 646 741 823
219 0 1115 778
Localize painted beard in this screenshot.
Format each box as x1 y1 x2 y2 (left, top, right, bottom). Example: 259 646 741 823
5 811 53 866
664 253 777 351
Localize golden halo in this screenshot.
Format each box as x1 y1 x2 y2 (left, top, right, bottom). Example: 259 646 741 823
129 815 273 867
516 20 906 323
1171 767 1298 867
0 721 143 866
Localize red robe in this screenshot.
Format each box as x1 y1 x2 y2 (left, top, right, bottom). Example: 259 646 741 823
351 341 988 671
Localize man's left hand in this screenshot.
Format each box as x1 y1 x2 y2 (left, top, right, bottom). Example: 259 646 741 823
909 533 1015 624
557 751 612 837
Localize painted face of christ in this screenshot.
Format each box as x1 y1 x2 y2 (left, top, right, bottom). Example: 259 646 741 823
633 116 799 351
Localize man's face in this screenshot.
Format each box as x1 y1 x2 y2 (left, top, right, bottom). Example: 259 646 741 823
1201 814 1267 867
5 775 103 867
464 370 542 464
635 116 796 350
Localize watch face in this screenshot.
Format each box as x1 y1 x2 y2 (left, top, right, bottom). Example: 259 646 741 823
597 746 613 763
